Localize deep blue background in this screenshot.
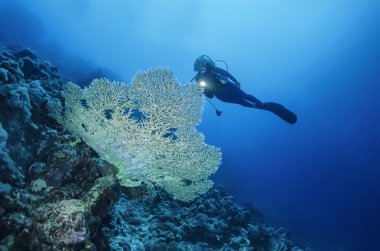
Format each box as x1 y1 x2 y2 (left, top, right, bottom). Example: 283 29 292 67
1 1 379 250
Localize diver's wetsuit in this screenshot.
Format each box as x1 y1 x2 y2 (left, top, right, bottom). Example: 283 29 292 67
195 66 263 107
195 66 297 124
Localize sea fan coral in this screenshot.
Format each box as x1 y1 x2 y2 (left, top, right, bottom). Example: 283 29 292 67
50 67 222 202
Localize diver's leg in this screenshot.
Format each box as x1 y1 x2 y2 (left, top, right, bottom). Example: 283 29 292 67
260 102 298 124
242 98 298 124
243 94 264 107
216 85 263 108
214 84 297 123
238 99 257 108
214 84 246 104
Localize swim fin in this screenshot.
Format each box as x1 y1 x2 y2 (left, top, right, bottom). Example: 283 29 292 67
261 102 297 124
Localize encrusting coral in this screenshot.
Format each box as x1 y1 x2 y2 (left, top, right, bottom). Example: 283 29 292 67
50 68 222 202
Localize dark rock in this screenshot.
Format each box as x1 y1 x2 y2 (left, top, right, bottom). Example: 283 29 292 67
0 67 10 83
0 50 15 61
247 224 263 243
0 122 25 186
1 212 30 232
0 207 5 216
0 183 12 197
44 146 81 187
28 162 46 180
31 199 89 249
20 57 39 79
15 48 37 60
0 58 24 82
0 84 32 129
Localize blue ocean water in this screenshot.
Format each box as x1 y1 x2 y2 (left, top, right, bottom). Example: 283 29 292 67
1 1 379 250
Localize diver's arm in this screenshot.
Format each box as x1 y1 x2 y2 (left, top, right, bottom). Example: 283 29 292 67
191 72 199 82
213 67 240 86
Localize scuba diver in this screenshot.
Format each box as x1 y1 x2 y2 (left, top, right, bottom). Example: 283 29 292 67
192 55 297 124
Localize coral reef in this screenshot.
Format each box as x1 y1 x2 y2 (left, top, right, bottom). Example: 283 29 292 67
0 46 59 84
0 43 119 250
0 42 310 250
103 185 305 251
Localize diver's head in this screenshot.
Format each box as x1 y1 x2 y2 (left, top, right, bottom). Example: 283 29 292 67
194 55 215 72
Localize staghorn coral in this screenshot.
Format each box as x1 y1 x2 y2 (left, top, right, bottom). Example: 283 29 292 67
50 67 222 202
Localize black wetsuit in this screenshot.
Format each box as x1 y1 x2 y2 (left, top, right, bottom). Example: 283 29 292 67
195 66 297 124
196 66 263 108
